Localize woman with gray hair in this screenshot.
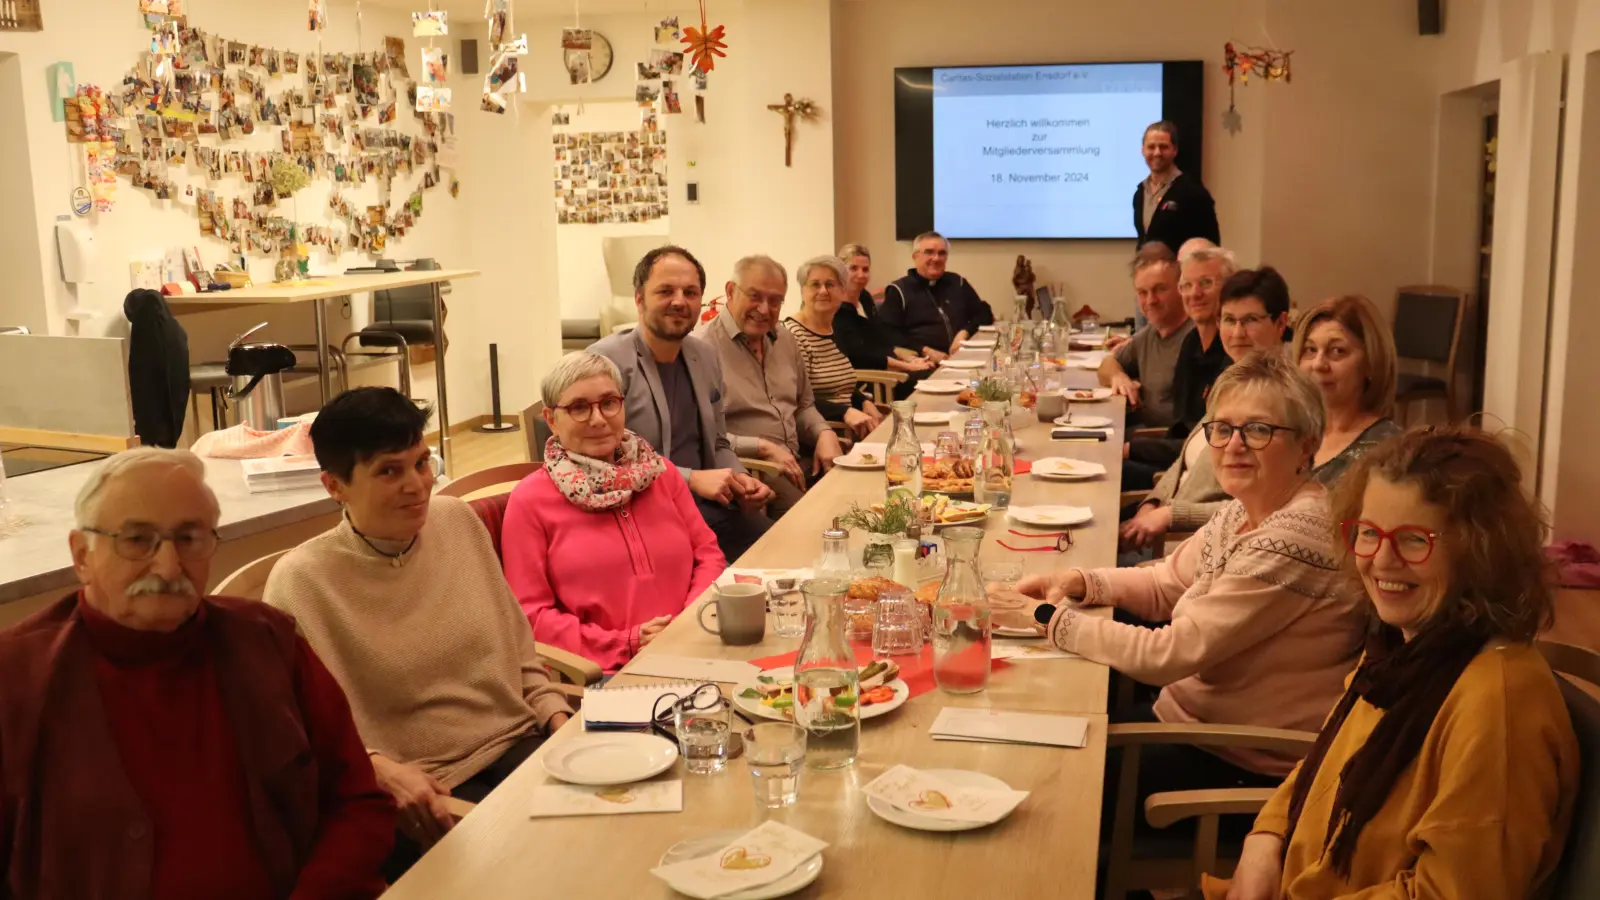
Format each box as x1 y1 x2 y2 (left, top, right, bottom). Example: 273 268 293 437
783 255 884 439
1002 352 1366 792
501 351 726 673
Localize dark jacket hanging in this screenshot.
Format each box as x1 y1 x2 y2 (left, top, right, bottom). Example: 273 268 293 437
123 289 190 448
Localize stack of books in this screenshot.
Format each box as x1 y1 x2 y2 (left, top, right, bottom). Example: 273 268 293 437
240 455 322 493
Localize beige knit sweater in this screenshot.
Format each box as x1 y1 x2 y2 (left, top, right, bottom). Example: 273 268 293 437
264 496 573 788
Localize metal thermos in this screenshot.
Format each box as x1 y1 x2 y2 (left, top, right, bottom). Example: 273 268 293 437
226 322 298 431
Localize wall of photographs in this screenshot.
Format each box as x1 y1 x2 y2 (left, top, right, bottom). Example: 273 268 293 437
553 127 668 225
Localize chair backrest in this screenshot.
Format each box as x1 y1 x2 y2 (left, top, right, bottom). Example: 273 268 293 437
213 549 290 601
601 234 669 298
1539 640 1600 900
373 285 437 324
520 401 551 463
1391 286 1464 365
436 461 542 498
467 491 514 564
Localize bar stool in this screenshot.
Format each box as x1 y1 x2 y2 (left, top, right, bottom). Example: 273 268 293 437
188 362 232 432
340 330 413 397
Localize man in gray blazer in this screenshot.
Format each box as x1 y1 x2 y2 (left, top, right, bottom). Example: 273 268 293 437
590 246 775 560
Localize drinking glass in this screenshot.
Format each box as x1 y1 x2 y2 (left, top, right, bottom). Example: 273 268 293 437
934 430 963 465
983 560 1025 594
673 687 733 775
873 586 923 656
744 723 807 808
768 577 806 638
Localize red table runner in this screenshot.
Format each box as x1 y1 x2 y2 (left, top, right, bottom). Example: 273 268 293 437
750 642 1009 701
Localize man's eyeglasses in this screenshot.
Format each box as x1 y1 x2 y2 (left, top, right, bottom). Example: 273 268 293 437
1201 420 1296 450
82 524 220 562
735 284 784 308
1220 313 1271 329
1341 520 1440 564
997 529 1073 553
553 395 625 423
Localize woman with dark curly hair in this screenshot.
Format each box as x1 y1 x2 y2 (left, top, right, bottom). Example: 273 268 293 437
1207 426 1580 900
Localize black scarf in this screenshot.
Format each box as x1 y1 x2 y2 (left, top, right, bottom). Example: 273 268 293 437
1282 619 1488 877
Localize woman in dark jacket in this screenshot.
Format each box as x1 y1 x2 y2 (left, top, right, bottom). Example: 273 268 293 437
834 244 932 399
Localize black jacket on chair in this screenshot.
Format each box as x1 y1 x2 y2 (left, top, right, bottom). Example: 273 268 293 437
1133 172 1221 254
123 289 190 448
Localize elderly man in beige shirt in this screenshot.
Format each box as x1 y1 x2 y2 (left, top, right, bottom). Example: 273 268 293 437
694 255 844 516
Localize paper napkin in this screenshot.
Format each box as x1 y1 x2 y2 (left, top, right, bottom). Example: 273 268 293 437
863 764 1028 824
929 708 1091 748
624 654 760 685
991 641 1081 661
650 820 828 898
529 780 683 818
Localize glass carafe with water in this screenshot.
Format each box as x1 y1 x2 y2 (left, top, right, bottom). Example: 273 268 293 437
932 526 992 694
973 401 1014 510
885 399 923 500
793 578 861 769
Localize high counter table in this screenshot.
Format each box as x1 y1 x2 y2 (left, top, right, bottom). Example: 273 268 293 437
166 268 479 473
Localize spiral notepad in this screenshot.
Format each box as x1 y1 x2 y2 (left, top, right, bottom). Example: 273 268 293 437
580 681 701 730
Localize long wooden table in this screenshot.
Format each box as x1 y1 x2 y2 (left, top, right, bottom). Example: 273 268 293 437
386 344 1125 899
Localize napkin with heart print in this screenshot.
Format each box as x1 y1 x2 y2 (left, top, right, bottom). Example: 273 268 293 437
862 765 1029 824
650 820 828 898
529 779 683 818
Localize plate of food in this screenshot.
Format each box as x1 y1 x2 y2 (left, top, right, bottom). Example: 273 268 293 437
1006 505 1094 527
870 493 991 527
733 661 909 723
1029 457 1108 481
921 458 975 495
866 769 1023 832
914 380 967 395
659 830 823 900
718 568 812 588
1051 414 1114 429
1061 387 1114 402
834 442 887 469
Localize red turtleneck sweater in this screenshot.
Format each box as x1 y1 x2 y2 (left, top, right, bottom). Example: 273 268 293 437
66 597 392 899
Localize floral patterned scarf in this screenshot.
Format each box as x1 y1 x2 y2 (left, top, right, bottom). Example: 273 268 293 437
543 429 667 512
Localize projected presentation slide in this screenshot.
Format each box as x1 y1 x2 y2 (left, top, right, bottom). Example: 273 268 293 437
931 63 1163 239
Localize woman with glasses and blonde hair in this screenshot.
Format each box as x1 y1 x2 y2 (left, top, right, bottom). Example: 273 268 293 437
1209 427 1578 900
1003 352 1367 795
502 351 726 674
1292 294 1402 485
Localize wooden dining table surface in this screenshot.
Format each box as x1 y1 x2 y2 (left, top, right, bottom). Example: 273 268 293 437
386 340 1128 899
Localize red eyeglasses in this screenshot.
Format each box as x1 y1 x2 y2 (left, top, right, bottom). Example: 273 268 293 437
998 529 1073 553
1340 520 1440 564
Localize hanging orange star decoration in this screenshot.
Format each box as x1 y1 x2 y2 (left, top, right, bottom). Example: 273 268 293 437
682 0 727 74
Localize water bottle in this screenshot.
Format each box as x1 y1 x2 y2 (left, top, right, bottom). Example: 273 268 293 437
973 401 1014 510
932 526 992 694
794 577 861 768
885 399 923 501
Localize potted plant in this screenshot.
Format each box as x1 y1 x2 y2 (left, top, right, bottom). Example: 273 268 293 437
839 495 918 571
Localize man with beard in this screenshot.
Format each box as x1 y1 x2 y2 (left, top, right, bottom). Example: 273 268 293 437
591 246 776 560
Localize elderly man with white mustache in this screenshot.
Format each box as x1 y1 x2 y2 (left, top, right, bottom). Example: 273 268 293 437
0 448 394 899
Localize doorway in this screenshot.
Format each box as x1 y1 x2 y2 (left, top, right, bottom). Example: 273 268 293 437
1469 112 1497 415
0 52 48 334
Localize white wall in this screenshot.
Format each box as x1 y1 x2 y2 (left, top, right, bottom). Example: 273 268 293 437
0 52 48 334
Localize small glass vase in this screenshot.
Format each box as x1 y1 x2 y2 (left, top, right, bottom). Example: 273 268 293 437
932 526 992 694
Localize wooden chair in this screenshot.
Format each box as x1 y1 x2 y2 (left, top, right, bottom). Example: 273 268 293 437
214 549 290 599
1102 723 1318 900
1539 640 1600 899
1391 286 1466 424
857 370 908 407
437 462 542 498
519 401 550 463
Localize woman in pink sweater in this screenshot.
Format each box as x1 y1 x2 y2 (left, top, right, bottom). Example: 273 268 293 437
503 352 726 673
1008 353 1367 788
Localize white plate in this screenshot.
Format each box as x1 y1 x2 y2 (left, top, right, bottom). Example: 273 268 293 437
994 625 1045 639
1067 359 1102 370
1051 414 1113 429
1006 505 1094 527
834 441 887 469
659 830 824 900
940 359 987 370
867 769 1019 832
1029 457 1108 481
976 325 998 334
914 380 967 394
1068 334 1108 349
913 411 958 426
733 666 910 723
542 732 680 786
717 568 811 588
1060 387 1114 402
961 339 997 348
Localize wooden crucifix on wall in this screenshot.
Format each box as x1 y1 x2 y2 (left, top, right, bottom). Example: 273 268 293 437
766 93 820 167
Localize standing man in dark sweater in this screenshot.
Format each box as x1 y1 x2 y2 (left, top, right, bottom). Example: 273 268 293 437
1133 121 1221 255
879 231 995 362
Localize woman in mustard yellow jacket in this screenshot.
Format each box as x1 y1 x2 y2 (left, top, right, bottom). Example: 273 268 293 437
1208 426 1580 900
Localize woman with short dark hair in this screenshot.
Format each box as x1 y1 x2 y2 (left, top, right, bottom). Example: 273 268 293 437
1209 426 1579 899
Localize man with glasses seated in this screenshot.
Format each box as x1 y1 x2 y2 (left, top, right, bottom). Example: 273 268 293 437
879 231 995 362
695 255 845 516
264 387 576 879
0 448 394 898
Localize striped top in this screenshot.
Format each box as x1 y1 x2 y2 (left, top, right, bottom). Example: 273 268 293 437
782 318 858 409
